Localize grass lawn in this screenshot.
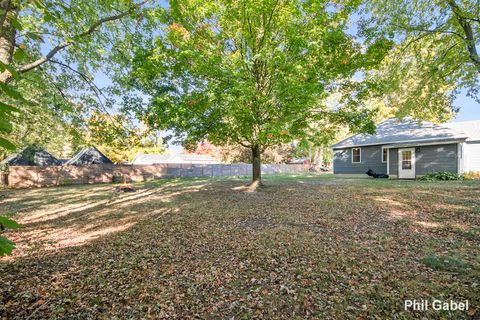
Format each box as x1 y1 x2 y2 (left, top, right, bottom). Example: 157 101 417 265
1 174 479 319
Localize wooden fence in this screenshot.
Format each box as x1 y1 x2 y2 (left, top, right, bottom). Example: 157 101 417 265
2 163 308 188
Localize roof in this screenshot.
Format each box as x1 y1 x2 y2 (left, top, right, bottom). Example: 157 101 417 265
132 153 218 164
0 146 61 166
332 118 469 149
442 120 480 142
65 147 113 166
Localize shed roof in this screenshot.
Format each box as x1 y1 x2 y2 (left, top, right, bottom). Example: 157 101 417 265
332 118 468 149
65 147 113 166
0 146 61 166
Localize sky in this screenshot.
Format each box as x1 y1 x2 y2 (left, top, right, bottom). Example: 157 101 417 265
451 93 480 122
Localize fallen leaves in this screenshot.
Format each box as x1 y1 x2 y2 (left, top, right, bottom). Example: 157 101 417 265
0 176 479 319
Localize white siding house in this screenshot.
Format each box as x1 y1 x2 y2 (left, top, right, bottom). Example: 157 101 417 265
444 121 480 173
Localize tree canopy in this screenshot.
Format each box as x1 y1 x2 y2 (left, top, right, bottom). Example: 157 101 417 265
127 0 389 183
0 0 150 156
359 0 479 119
85 112 165 163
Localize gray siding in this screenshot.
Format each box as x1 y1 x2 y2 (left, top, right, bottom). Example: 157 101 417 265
333 145 387 174
389 143 458 177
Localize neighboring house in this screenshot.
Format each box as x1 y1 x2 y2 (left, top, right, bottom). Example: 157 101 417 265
332 118 480 179
65 147 113 166
132 153 219 165
0 146 61 166
288 157 311 165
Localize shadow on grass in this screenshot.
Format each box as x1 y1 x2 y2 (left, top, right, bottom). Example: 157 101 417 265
0 174 479 319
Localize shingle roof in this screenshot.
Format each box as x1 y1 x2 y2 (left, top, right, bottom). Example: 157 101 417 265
442 120 480 142
332 118 468 149
65 147 113 166
0 146 61 166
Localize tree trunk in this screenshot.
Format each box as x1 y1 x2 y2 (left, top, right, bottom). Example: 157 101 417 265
251 145 262 185
0 1 17 83
311 145 324 171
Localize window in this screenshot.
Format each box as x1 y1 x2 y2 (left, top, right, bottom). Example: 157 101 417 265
401 150 412 169
382 148 388 163
352 148 361 163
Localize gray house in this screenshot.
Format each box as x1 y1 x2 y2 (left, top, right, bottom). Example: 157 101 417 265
332 118 480 179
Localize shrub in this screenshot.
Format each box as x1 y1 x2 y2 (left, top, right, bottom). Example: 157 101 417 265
419 172 462 181
462 171 480 180
0 216 21 256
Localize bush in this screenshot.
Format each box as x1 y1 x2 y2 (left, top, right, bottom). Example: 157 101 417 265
462 171 480 180
419 172 462 181
0 216 21 256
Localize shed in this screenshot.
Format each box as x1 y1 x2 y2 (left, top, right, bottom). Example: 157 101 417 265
0 146 61 166
65 147 113 166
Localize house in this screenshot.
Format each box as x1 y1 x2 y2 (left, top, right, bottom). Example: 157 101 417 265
65 147 113 166
132 153 219 165
332 118 480 179
0 146 62 166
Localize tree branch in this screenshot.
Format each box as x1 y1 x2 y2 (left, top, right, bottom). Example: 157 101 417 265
447 0 480 71
49 59 132 135
15 1 148 76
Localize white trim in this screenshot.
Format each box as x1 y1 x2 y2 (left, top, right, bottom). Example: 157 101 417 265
398 148 416 179
381 147 388 163
387 148 390 175
382 139 465 149
333 137 467 149
351 147 361 163
457 142 465 174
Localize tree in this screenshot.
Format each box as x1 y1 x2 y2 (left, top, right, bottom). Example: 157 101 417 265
0 0 147 84
217 143 294 164
0 216 20 257
360 0 480 108
85 112 165 163
129 0 383 185
0 0 149 158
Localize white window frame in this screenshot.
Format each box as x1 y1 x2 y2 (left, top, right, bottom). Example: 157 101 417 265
387 148 390 175
381 147 388 163
351 147 361 163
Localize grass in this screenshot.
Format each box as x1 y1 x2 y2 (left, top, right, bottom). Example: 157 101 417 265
0 174 479 319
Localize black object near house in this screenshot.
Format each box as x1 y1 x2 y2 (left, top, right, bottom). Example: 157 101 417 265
65 147 113 166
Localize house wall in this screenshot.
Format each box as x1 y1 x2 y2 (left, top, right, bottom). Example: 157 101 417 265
388 143 458 177
464 141 480 172
4 163 308 188
333 145 387 175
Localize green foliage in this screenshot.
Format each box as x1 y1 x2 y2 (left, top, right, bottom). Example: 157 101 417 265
0 216 21 257
0 0 151 159
127 0 386 181
0 77 21 152
420 254 469 272
359 0 480 118
85 112 165 163
455 227 480 241
419 172 463 181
